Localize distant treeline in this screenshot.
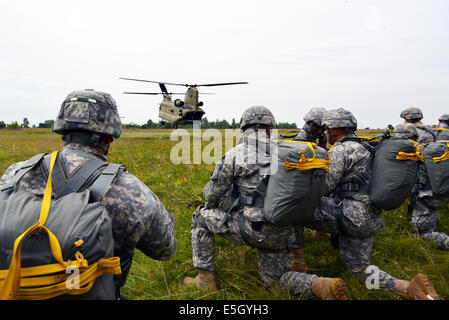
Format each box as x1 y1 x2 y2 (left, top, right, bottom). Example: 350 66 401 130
122 117 298 129
0 117 297 130
0 119 54 129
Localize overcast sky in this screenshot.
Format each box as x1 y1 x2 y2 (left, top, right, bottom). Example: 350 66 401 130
0 0 448 129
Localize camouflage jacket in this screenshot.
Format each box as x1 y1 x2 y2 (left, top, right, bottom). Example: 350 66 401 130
414 122 436 144
326 134 372 203
0 143 176 288
439 122 449 129
203 128 271 222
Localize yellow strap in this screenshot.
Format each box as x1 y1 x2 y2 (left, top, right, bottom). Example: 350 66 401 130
433 142 449 163
278 140 331 172
0 150 121 300
0 151 60 300
434 128 449 131
396 139 424 162
283 159 331 172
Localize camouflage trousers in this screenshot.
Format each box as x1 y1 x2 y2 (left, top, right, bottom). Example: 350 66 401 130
411 195 449 249
295 196 398 292
190 206 307 286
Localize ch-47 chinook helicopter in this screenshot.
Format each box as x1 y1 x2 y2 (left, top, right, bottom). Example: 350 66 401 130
120 77 248 128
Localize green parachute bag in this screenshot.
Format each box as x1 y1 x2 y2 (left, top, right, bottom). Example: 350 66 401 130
369 136 420 210
263 139 330 225
422 141 449 197
0 151 123 300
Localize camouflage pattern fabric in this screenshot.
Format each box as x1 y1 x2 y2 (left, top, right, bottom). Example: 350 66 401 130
439 114 449 122
53 89 122 138
299 133 398 291
322 108 357 129
409 121 449 249
239 106 276 130
203 128 272 222
0 143 177 292
414 122 435 144
190 206 305 285
192 128 308 289
392 123 419 140
303 107 326 126
400 107 423 120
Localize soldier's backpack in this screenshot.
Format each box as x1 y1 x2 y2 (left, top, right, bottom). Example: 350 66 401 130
0 150 123 300
331 133 421 211
369 135 422 210
263 139 330 225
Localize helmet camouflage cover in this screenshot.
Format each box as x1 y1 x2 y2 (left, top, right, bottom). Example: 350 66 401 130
322 108 357 129
439 114 449 122
53 89 122 138
392 123 419 140
303 107 327 126
240 106 276 130
400 107 423 120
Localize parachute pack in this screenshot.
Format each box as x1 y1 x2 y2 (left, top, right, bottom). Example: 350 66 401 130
368 134 422 210
422 129 449 197
0 151 123 300
263 139 330 225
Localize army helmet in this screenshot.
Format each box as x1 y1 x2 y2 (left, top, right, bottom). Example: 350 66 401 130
53 89 122 138
400 107 423 120
303 107 327 126
240 106 276 130
392 123 419 140
322 108 357 130
439 114 449 122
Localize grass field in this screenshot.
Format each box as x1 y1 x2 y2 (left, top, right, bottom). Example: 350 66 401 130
0 128 448 300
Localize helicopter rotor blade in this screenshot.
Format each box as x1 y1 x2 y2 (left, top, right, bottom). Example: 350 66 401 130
194 82 249 87
119 77 189 87
123 92 186 95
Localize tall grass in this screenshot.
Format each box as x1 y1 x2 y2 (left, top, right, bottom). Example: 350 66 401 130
0 128 447 300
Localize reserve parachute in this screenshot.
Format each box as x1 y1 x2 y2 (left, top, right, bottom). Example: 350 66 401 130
0 151 122 300
263 139 330 225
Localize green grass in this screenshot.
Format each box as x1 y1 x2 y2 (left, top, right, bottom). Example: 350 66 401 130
0 128 448 300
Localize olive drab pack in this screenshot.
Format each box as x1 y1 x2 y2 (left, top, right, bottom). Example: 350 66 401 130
369 135 421 210
0 151 123 300
422 140 449 197
263 139 330 225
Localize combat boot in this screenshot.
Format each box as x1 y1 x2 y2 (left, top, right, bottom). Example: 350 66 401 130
183 270 217 291
394 273 441 300
311 277 347 300
290 248 307 273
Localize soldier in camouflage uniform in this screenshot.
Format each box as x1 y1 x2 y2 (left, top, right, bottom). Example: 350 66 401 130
0 89 177 299
184 106 347 300
401 108 449 250
291 107 328 148
438 114 449 129
279 108 440 300
288 107 328 273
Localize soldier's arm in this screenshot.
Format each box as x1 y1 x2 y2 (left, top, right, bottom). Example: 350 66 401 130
0 162 23 188
203 154 235 208
325 144 347 193
104 172 176 261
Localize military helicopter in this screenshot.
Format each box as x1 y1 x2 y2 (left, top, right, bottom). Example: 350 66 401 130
120 77 248 128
